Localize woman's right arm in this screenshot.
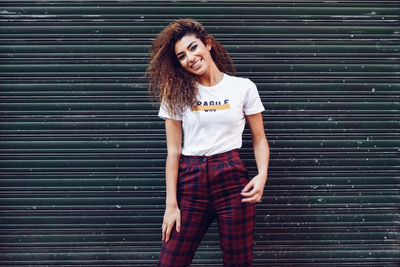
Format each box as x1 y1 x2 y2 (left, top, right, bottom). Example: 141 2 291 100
161 118 182 242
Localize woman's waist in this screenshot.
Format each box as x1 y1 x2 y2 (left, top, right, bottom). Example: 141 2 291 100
180 148 241 164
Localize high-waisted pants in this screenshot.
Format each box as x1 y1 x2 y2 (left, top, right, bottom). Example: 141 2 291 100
157 149 256 267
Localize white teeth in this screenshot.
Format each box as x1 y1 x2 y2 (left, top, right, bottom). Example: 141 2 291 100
192 59 201 68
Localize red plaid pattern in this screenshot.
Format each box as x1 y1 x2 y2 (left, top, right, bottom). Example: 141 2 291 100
157 149 256 267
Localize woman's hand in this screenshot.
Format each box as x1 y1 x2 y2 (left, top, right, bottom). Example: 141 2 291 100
240 174 267 203
162 204 181 242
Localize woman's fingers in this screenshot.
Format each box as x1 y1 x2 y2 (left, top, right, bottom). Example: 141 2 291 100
162 221 173 242
161 207 181 242
240 188 255 197
242 193 262 203
162 223 166 242
242 193 260 203
176 213 181 233
242 193 256 203
241 182 262 203
241 190 259 203
165 225 171 242
241 180 256 197
241 175 266 203
241 179 254 193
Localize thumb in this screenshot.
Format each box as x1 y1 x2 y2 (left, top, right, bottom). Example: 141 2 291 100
241 179 253 193
176 213 181 233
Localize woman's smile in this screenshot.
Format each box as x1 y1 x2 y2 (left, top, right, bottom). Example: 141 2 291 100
191 58 202 69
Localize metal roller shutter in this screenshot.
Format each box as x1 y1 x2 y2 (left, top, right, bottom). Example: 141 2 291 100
0 1 399 266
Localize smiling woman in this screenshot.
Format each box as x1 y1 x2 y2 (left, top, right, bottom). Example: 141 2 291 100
147 18 270 267
147 18 235 119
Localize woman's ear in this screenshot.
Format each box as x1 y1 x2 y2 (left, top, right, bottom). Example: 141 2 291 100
206 39 212 51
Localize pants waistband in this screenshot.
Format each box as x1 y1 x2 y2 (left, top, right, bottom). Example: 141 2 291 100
180 149 240 164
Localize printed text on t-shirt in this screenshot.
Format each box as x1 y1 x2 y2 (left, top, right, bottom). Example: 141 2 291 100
191 99 230 112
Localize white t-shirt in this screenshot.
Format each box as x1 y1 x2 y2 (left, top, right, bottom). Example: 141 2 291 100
158 73 265 156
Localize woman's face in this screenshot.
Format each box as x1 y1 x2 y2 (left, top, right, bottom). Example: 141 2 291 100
174 34 212 76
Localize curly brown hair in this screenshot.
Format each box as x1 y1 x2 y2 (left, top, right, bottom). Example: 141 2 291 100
146 18 236 118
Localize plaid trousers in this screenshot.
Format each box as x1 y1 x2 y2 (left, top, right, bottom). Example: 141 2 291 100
157 149 256 267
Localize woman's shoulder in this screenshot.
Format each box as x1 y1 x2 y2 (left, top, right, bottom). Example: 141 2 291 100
224 73 256 89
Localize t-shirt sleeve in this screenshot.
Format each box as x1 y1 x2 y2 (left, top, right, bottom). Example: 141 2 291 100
243 81 265 115
158 100 183 121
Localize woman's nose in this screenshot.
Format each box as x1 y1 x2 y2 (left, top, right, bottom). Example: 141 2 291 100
187 53 195 63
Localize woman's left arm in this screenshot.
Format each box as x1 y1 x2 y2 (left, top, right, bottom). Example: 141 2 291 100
241 112 270 203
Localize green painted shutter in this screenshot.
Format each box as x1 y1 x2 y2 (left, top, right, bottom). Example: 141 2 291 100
0 1 399 266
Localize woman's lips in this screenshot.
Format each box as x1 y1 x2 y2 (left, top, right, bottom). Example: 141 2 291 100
191 58 202 69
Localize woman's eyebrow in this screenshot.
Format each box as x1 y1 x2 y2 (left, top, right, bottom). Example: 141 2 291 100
176 41 197 56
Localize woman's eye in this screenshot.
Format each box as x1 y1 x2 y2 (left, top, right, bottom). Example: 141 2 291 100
178 45 197 60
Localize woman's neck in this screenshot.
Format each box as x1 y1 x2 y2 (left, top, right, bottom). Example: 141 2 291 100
197 63 223 87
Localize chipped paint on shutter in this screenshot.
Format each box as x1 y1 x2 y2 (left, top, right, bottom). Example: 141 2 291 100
0 1 399 266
